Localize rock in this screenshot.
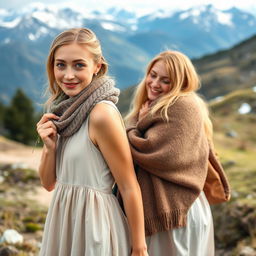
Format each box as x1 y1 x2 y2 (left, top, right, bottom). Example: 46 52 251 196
226 130 238 138
0 246 18 256
239 246 256 256
0 229 23 244
10 163 28 169
223 160 236 168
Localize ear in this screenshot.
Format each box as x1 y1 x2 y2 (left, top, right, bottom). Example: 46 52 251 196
95 63 102 74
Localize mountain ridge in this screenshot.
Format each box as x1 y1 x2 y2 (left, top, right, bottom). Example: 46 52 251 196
0 4 256 104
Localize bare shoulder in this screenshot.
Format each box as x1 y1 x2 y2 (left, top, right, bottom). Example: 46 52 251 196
90 102 122 130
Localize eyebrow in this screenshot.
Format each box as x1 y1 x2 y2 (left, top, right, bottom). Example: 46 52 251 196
55 59 88 63
150 69 170 79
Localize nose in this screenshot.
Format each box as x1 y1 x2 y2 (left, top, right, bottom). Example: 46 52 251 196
151 78 160 88
64 68 75 80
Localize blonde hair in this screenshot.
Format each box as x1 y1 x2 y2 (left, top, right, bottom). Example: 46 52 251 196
126 50 213 142
126 50 200 121
195 94 213 144
46 28 108 105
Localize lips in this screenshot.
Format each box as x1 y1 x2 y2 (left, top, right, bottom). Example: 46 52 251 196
63 82 79 89
150 87 161 95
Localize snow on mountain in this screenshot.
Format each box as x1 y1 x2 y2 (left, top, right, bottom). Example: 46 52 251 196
178 5 231 24
27 26 48 41
0 8 21 28
100 22 127 32
0 17 21 28
178 5 233 27
1 3 256 102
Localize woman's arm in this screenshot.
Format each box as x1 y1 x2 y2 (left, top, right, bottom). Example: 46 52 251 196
36 113 59 191
89 103 148 256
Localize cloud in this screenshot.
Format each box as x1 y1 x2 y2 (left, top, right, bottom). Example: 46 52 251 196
0 0 63 9
1 0 256 15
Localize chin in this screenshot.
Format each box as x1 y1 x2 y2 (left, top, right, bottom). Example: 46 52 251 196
148 94 159 101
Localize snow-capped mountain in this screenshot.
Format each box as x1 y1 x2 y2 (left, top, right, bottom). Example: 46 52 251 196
135 4 256 56
0 3 256 104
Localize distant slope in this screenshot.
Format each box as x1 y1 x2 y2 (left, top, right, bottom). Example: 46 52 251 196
210 88 256 147
195 34 256 99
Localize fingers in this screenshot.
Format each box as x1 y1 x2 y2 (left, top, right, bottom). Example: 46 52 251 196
143 101 150 108
37 113 59 140
39 128 57 141
141 100 150 110
37 113 59 126
37 120 57 132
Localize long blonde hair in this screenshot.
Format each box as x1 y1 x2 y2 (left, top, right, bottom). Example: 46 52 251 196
195 94 213 143
126 50 213 142
46 28 108 106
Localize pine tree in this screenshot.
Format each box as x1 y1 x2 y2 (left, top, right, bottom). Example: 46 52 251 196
0 101 6 134
4 89 37 145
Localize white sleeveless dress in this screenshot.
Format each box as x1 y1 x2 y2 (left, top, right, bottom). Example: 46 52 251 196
39 101 130 256
146 191 215 256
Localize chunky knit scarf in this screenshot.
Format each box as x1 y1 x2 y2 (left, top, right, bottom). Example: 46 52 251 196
50 76 119 137
126 94 210 236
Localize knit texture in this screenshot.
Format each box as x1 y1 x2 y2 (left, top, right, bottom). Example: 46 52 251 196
126 94 209 236
50 77 119 137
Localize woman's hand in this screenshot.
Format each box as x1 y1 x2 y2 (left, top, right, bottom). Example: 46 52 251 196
138 101 151 121
37 113 59 151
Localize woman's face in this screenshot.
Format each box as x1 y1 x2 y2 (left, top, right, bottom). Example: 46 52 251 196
54 43 100 97
146 60 171 101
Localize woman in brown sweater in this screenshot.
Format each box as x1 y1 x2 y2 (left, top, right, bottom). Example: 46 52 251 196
125 50 229 256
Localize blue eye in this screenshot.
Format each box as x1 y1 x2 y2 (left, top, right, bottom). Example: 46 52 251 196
150 73 156 78
75 63 85 69
56 63 65 68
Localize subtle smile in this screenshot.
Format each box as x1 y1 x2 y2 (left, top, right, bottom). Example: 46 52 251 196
63 82 79 89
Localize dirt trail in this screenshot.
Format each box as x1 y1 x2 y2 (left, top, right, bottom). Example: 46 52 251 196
0 136 53 207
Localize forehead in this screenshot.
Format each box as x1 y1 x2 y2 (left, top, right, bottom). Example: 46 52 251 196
54 43 93 61
150 60 168 77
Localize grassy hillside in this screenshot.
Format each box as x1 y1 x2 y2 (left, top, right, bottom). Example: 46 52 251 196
207 88 256 255
211 88 256 196
195 34 256 99
210 88 256 147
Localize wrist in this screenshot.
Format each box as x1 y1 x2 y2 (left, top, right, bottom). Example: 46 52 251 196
132 244 147 252
44 145 56 154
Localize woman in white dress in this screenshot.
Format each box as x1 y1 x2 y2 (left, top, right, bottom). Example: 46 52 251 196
37 28 148 256
125 50 229 256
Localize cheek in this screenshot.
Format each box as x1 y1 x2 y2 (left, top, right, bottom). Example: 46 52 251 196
162 84 171 94
145 83 150 94
145 77 151 89
53 67 60 80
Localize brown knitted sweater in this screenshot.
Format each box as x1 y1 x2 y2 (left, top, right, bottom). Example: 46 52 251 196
126 94 209 236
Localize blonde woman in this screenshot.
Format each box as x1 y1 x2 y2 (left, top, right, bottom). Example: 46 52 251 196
37 28 148 256
125 51 229 255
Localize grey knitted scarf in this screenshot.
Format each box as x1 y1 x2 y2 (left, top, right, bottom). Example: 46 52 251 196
50 76 119 137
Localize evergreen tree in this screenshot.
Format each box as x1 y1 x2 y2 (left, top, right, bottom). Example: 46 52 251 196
4 89 37 145
0 101 6 134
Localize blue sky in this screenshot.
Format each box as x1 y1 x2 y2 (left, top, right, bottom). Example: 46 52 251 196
1 0 256 15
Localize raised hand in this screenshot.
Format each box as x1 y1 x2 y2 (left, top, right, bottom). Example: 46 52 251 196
138 101 151 121
37 113 59 151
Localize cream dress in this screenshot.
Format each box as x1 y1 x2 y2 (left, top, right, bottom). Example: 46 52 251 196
146 192 215 256
39 101 130 256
